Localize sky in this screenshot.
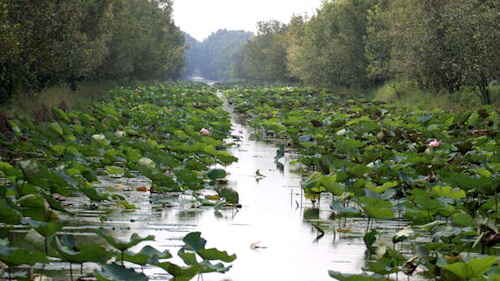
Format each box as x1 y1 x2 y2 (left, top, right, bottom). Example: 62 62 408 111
173 0 324 41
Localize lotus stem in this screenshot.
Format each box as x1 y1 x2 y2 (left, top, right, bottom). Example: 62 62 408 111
44 238 48 255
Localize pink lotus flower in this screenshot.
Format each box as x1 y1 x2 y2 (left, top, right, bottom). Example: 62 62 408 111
200 128 210 136
428 139 441 148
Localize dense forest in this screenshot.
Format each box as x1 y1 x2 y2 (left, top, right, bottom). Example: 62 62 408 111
232 0 499 104
0 0 184 103
2 0 497 105
183 30 253 81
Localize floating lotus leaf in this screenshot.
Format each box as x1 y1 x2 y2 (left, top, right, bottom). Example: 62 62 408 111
328 271 391 281
97 231 155 252
0 247 48 267
123 246 172 266
54 235 114 264
207 169 227 180
95 263 148 281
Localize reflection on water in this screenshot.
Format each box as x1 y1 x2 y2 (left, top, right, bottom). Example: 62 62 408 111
14 99 415 281
101 105 369 281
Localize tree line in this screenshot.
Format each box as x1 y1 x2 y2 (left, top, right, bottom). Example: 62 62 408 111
234 0 499 104
183 30 253 81
0 0 184 103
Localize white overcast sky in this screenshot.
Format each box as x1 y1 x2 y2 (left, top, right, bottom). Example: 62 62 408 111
173 0 324 41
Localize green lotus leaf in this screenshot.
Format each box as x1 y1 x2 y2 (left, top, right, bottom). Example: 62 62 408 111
0 200 22 226
366 181 398 194
123 246 172 266
95 263 148 281
207 169 227 180
155 261 232 281
105 166 125 177
182 232 206 252
442 256 498 280
0 247 48 267
17 194 49 210
48 122 64 136
197 248 237 263
0 161 23 180
217 187 239 204
328 271 391 281
54 235 114 264
97 231 155 252
22 218 62 238
432 185 466 200
330 201 362 217
359 197 394 219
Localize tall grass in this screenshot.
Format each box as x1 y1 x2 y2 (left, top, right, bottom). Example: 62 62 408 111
372 81 500 111
0 81 120 119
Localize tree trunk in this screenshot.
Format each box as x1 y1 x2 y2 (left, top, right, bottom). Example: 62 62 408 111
478 76 492 105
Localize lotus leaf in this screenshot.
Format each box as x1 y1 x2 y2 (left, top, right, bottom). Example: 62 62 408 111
95 263 148 281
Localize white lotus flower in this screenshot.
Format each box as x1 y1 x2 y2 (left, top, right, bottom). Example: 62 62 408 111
92 134 106 141
138 157 156 168
336 129 347 136
115 130 126 137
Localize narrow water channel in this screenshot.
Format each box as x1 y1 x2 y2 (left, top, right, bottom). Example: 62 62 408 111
183 105 367 281
110 98 369 281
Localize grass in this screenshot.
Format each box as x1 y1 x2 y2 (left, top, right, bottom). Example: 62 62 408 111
372 81 500 111
0 81 122 119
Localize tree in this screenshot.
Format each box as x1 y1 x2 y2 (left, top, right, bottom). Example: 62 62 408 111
286 0 375 88
370 0 499 103
0 0 185 104
189 30 253 81
236 20 291 82
442 0 500 104
96 0 184 81
0 0 112 98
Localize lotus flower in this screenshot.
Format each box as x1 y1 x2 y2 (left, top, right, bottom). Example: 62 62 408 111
200 128 210 136
428 139 441 148
336 129 347 136
92 134 106 142
138 157 156 168
114 130 126 137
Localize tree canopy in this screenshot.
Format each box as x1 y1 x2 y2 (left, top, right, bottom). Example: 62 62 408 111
232 0 500 104
0 0 184 103
183 30 253 81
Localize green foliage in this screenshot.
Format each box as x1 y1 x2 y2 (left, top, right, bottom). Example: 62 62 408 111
441 256 498 281
0 246 49 267
54 235 114 264
328 271 390 281
184 30 253 81
207 169 227 180
229 0 499 105
95 263 148 281
155 232 236 281
0 0 184 103
97 231 155 252
365 0 500 104
226 86 500 280
235 20 291 82
0 84 238 279
123 246 172 266
289 1 374 88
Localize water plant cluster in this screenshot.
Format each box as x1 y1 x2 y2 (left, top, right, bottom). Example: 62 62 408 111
224 87 499 281
0 84 237 280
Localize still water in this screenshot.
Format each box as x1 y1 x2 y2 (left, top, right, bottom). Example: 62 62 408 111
28 99 398 281
107 104 369 281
